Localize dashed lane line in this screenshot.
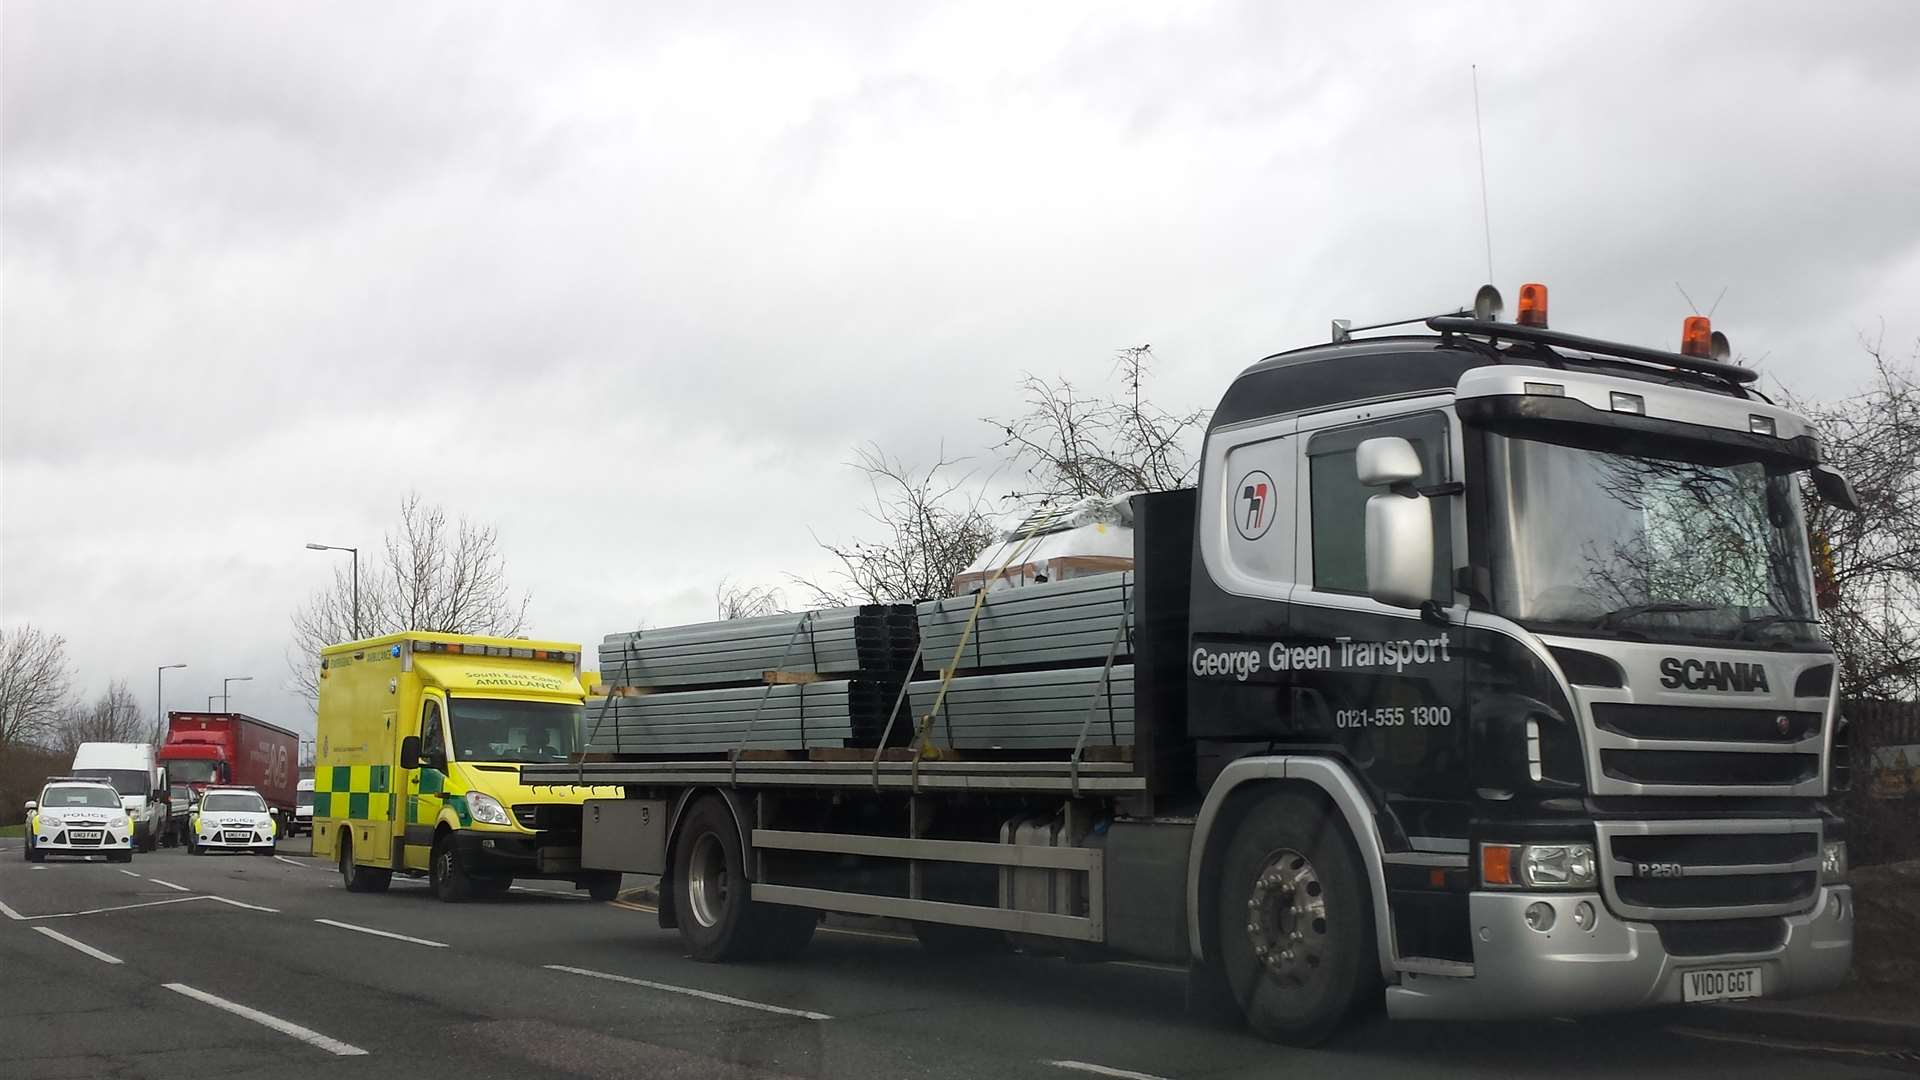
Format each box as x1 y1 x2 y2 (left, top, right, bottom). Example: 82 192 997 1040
545 964 833 1021
31 926 123 965
118 869 142 878
1047 1061 1175 1080
149 878 192 893
164 983 367 1057
314 918 447 948
274 855 317 870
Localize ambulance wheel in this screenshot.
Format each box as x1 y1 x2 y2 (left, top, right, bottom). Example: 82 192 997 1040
1213 790 1376 1047
338 832 391 893
431 835 475 903
672 796 771 962
585 872 621 903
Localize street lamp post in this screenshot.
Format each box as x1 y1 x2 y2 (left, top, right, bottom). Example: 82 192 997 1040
305 543 361 639
206 695 219 710
154 663 186 744
222 675 254 711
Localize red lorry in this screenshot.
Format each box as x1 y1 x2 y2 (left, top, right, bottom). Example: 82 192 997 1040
159 712 300 834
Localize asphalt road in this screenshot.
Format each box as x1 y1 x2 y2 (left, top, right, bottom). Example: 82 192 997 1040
0 836 1911 1080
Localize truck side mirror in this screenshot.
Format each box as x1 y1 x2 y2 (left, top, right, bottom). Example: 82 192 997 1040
1811 464 1861 513
399 735 422 771
1357 437 1436 610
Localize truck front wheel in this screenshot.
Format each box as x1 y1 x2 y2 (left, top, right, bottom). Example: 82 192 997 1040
1213 790 1376 1046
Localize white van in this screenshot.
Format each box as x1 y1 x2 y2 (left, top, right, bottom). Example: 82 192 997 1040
292 777 315 836
70 742 168 853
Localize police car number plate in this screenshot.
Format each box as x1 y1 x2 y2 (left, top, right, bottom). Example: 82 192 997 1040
69 830 102 841
1682 966 1762 1003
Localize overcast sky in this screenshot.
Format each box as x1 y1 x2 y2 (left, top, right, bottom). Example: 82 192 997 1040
4 1 1919 740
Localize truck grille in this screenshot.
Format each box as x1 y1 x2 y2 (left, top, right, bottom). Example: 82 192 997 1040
1595 820 1822 922
1587 703 1826 796
1655 917 1788 957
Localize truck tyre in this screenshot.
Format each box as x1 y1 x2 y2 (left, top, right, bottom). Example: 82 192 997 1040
585 871 621 903
1213 790 1376 1046
672 795 772 962
431 835 475 903
338 832 392 893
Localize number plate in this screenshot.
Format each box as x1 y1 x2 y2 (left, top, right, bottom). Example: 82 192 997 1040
1683 966 1763 1003
223 832 252 843
69 830 102 841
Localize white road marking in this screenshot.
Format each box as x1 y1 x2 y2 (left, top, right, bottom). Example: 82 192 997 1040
31 896 206 919
314 918 447 948
1107 960 1184 976
1047 1061 1174 1080
545 964 833 1021
0 897 25 921
31 865 48 870
31 926 123 965
163 983 367 1056
149 878 191 893
118 869 141 878
510 884 584 900
274 855 317 870
208 895 279 913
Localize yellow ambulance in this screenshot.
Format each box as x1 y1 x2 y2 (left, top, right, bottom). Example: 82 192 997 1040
313 632 621 901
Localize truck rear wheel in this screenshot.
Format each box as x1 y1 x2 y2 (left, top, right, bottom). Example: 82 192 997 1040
674 795 799 961
1213 790 1376 1046
338 832 392 893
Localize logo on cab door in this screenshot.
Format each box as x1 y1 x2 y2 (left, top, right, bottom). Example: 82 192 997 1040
1234 470 1275 541
1659 657 1770 693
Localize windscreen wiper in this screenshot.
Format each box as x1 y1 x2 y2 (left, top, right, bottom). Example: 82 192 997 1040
1591 601 1717 630
1735 614 1821 640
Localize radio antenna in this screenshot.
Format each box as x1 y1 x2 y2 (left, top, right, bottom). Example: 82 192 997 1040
1472 65 1495 284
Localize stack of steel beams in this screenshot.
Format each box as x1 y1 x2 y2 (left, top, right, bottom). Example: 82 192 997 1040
907 665 1134 750
585 681 857 755
600 604 915 691
916 573 1133 676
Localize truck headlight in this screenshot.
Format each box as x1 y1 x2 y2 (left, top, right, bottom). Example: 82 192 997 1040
466 791 511 826
1821 841 1848 884
1482 842 1597 889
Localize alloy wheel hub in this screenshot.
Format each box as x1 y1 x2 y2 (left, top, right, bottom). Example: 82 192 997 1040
1244 847 1328 984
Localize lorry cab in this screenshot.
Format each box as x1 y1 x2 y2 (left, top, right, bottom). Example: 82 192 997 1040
314 632 622 901
1186 286 1855 1020
70 742 167 853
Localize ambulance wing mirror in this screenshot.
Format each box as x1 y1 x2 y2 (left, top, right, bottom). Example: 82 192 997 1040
1358 437 1435 610
1811 464 1861 513
399 735 422 771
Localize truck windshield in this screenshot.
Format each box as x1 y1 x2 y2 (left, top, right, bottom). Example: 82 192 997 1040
72 769 149 797
447 698 581 763
167 760 220 784
1485 433 1821 647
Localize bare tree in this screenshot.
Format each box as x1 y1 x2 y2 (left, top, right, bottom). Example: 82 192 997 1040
989 346 1209 501
0 626 73 758
53 680 146 757
797 444 1000 606
716 578 786 620
1783 334 1920 701
287 493 532 703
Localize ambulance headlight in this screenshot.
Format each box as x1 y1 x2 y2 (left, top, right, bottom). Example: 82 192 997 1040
466 791 511 826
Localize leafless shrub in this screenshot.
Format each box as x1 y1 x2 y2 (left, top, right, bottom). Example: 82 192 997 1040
717 579 787 620
796 445 999 606
288 492 531 703
53 680 145 758
0 626 73 758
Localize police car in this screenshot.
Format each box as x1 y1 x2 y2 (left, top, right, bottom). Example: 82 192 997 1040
187 786 279 856
24 778 135 863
